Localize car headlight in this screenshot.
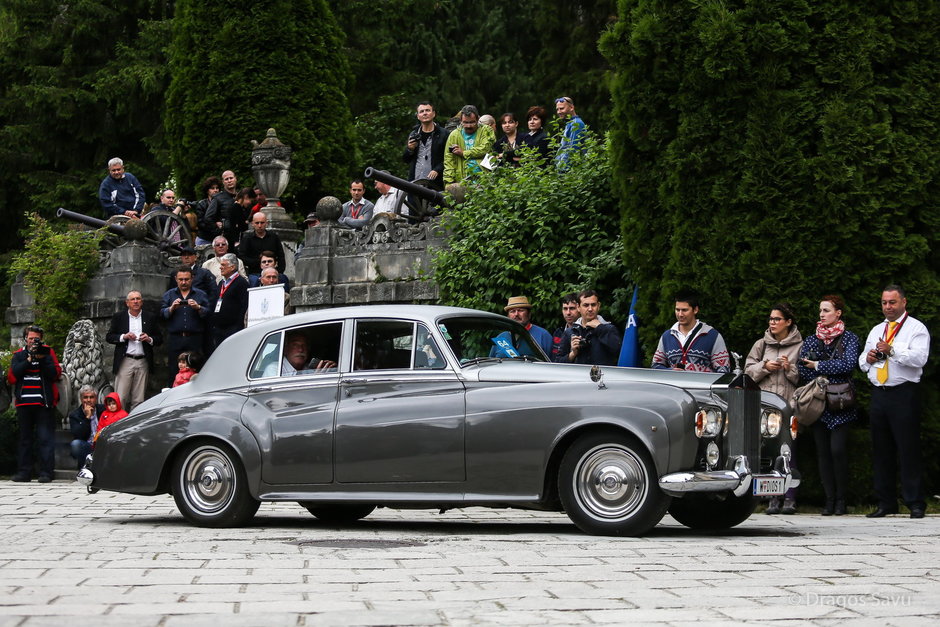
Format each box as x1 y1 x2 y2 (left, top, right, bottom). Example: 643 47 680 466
761 409 782 437
695 408 723 438
705 441 720 469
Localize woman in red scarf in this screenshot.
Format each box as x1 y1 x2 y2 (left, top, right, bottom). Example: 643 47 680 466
797 295 860 516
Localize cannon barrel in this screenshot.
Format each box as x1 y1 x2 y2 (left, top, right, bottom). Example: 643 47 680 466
56 208 127 237
364 167 447 208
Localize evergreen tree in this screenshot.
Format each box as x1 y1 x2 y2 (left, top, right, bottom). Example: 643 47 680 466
165 0 356 204
602 0 940 500
0 0 171 243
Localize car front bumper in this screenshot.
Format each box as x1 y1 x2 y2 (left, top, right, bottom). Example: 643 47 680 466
658 454 799 498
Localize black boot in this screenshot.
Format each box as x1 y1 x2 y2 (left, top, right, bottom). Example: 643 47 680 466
821 498 835 516
834 499 846 516
765 498 781 515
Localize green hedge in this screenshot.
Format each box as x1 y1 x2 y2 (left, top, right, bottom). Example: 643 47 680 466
602 0 940 506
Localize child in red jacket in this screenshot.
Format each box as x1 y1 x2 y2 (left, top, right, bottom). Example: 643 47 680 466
94 392 127 442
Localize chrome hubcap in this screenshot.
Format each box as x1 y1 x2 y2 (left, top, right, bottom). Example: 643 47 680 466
575 445 647 520
182 447 236 515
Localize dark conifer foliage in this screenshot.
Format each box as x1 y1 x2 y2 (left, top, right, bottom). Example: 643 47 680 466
165 0 357 206
602 0 940 499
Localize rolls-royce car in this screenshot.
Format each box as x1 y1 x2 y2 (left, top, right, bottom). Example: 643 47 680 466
78 305 799 536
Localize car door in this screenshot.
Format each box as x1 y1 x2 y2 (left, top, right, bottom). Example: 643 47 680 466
240 321 342 485
334 319 466 483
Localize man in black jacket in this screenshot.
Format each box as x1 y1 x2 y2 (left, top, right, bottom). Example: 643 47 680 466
68 385 105 469
403 101 447 191
106 290 163 412
210 254 249 349
238 211 284 275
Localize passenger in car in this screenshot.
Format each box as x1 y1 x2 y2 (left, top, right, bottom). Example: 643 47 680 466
262 331 336 377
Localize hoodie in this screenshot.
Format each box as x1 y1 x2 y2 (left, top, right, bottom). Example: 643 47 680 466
744 325 803 400
95 392 128 441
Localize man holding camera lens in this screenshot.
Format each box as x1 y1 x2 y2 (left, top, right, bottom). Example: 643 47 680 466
859 285 930 519
553 290 622 366
7 325 62 482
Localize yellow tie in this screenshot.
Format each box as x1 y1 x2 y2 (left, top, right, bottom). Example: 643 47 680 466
876 321 896 384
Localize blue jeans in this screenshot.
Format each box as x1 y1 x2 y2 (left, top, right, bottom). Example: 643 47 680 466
70 439 93 469
16 405 55 478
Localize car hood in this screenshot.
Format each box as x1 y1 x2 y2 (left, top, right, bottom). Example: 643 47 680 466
471 360 727 389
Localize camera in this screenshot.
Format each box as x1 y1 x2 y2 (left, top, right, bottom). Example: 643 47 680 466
449 144 459 154
804 350 818 361
28 337 48 357
874 350 887 361
408 130 421 144
571 324 591 349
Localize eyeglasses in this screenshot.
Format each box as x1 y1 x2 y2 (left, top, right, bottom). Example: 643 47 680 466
260 259 275 265
768 317 785 323
555 97 573 104
213 243 226 248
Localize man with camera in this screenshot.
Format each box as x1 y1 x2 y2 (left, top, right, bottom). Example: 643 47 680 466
553 290 622 366
403 101 447 191
7 325 62 482
162 267 210 386
651 291 730 372
859 285 931 519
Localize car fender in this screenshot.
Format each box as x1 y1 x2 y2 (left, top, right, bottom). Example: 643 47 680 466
463 380 698 496
91 393 262 496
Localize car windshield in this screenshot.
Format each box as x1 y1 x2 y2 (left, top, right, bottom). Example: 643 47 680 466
436 315 548 365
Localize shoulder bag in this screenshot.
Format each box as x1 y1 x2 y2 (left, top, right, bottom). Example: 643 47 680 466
792 376 828 426
824 334 857 411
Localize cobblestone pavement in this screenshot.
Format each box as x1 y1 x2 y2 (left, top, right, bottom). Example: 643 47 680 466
1 481 939 626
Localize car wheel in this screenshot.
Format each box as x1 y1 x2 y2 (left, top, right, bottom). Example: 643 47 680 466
300 503 376 524
172 441 259 527
667 492 757 530
558 431 670 536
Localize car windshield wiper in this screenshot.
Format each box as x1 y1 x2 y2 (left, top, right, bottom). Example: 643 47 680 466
505 354 541 362
460 357 502 367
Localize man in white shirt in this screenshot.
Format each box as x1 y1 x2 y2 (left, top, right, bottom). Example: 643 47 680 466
859 284 931 519
372 175 406 216
105 290 162 411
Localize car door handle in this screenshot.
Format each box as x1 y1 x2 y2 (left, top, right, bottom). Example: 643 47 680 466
342 378 369 385
249 386 273 393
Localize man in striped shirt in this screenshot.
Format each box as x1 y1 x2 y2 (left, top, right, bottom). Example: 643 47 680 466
7 325 62 483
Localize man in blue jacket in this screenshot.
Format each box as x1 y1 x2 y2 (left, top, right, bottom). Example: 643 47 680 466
553 290 622 366
98 157 145 218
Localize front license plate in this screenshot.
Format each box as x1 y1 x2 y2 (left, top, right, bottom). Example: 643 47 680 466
752 476 785 496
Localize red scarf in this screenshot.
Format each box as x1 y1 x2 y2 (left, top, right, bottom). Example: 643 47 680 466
815 319 845 344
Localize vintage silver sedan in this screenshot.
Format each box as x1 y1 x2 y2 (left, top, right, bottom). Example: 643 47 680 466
79 305 798 536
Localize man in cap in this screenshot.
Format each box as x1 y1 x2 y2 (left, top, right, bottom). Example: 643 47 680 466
490 296 553 357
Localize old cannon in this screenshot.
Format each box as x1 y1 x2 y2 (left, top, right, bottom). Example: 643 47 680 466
364 167 447 218
57 208 190 254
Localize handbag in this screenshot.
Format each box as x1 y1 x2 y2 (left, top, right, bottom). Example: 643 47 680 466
826 381 857 411
792 377 828 426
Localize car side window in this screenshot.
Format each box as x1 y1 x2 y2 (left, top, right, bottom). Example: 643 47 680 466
252 322 342 378
354 320 415 371
415 324 446 369
249 334 281 379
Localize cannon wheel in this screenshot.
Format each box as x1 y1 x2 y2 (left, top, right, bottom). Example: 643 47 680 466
402 178 439 219
142 209 190 247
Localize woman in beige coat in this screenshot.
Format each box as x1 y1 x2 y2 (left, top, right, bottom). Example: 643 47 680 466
745 302 803 514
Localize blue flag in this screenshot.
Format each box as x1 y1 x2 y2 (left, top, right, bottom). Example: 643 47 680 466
618 286 640 367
